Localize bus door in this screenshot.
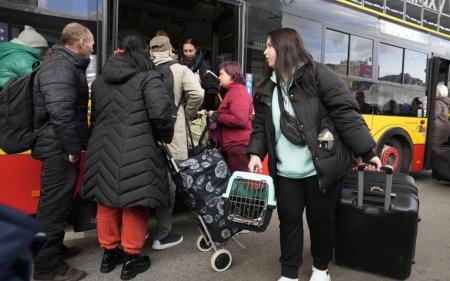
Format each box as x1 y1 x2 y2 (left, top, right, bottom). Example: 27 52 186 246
423 56 450 169
112 0 241 74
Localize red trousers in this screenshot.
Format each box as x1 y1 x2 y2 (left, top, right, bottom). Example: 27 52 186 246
96 204 149 254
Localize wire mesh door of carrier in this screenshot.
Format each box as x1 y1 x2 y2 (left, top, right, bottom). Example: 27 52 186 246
223 171 276 232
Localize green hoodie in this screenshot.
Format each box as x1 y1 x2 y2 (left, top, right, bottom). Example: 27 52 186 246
0 42 43 88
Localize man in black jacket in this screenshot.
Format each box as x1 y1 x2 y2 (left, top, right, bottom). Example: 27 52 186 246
32 22 94 281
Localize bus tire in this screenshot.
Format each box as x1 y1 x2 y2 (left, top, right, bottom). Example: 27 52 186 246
379 137 412 173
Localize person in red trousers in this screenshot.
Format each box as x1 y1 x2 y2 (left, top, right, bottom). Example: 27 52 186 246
81 30 174 280
207 61 253 172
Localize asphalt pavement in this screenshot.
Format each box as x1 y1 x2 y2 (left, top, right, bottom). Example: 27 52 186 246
61 171 450 281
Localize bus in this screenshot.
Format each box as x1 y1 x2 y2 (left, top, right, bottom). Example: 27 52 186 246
1 0 449 214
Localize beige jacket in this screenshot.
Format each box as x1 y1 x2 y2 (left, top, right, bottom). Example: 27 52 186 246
153 53 204 160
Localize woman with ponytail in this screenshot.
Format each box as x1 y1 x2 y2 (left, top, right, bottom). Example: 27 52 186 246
81 30 174 280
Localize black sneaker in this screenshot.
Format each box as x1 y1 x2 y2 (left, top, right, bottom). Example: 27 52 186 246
33 266 86 281
61 245 81 260
151 232 183 250
120 254 151 280
100 247 126 273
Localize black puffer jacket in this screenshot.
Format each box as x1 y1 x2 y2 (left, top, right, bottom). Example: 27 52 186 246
247 62 376 192
32 46 90 160
81 54 174 209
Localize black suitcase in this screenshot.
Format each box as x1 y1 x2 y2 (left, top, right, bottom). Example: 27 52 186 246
335 165 419 280
431 146 450 181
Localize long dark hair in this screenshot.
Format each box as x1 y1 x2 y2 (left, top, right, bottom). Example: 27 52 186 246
255 28 316 97
118 30 154 72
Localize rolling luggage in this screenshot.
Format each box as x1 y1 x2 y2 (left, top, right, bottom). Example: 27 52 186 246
431 146 450 181
335 165 419 280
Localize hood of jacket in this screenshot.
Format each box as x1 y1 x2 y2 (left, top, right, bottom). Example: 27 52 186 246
101 54 140 84
52 45 90 71
0 42 42 61
152 53 173 66
437 96 450 106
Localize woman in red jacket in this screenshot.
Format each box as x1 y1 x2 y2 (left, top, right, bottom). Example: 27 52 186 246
207 61 253 172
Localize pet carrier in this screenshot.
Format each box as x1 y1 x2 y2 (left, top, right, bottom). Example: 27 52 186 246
223 171 276 232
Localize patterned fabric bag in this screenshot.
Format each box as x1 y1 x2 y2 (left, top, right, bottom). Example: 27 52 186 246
175 148 239 243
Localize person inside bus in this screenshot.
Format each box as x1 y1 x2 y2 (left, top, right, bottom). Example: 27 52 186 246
206 61 253 172
410 97 423 117
432 84 450 147
0 25 48 88
355 91 370 114
180 37 219 110
247 28 382 281
32 22 94 281
149 32 204 250
81 30 174 280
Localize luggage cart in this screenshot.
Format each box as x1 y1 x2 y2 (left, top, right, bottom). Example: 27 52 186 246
160 142 245 272
222 171 276 232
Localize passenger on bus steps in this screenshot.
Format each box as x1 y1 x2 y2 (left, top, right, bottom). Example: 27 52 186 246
206 61 253 173
32 22 94 281
180 37 218 110
247 28 382 281
0 25 48 88
149 32 204 250
81 30 175 280
433 84 450 147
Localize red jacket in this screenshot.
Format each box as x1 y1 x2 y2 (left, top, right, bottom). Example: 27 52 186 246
215 82 253 151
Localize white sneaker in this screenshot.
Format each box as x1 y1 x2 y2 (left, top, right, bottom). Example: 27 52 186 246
309 266 331 281
278 277 298 281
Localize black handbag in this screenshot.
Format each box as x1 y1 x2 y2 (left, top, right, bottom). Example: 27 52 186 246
276 83 305 145
71 193 97 232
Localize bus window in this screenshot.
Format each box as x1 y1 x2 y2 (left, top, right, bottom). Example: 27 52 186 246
282 14 322 61
324 29 349 75
345 79 375 114
349 35 373 79
439 14 450 36
404 49 427 87
378 43 402 83
386 0 404 18
245 5 282 83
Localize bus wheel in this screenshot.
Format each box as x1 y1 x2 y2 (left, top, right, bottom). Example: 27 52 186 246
381 140 401 171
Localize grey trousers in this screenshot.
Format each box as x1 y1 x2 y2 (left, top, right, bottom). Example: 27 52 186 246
154 170 177 240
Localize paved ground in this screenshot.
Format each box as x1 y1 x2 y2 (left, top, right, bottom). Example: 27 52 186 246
62 171 450 281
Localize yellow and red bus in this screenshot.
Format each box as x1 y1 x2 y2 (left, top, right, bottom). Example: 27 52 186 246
1 0 449 214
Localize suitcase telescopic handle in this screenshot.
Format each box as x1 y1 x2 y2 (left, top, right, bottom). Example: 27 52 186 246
357 164 394 212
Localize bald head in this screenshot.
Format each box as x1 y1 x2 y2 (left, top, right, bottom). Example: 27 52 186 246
61 22 94 58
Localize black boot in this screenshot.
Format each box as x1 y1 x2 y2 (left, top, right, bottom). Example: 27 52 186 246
120 253 151 280
100 248 125 273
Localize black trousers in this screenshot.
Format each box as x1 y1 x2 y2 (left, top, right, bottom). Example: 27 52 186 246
33 153 79 277
276 175 340 279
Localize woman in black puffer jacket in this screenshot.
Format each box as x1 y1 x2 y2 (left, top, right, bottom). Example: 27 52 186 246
247 28 381 281
81 31 174 280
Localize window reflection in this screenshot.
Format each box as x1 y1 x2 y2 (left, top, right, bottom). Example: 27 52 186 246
349 35 373 79
370 84 426 117
282 14 322 61
378 43 403 83
345 79 374 114
324 29 348 75
404 50 427 87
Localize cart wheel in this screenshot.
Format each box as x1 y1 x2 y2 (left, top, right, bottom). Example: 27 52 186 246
196 235 212 252
211 249 232 272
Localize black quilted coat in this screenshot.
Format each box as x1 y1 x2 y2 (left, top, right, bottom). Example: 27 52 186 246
32 46 90 160
81 54 174 209
248 62 376 193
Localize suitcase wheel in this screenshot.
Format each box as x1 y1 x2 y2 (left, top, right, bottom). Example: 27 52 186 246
196 235 212 252
211 249 232 272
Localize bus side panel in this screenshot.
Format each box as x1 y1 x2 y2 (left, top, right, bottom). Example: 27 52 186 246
0 154 85 215
412 144 425 172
